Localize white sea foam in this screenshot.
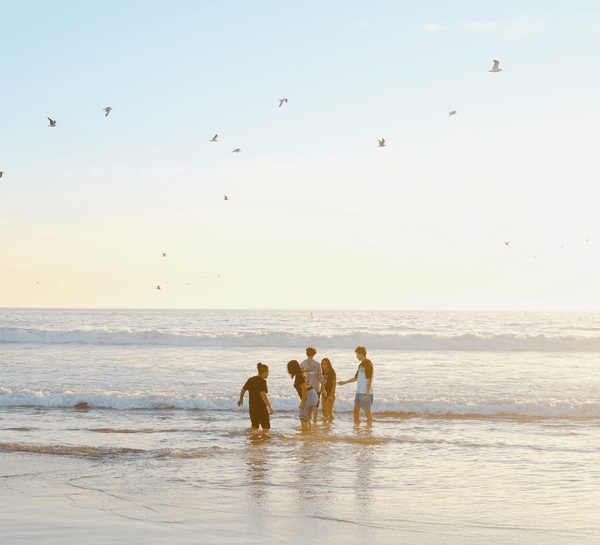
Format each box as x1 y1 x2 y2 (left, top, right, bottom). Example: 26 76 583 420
1 390 597 417
2 326 600 351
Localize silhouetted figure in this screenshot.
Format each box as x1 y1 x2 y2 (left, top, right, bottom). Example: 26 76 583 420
238 363 273 431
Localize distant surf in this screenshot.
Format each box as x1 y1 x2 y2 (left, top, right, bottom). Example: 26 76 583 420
3 326 600 351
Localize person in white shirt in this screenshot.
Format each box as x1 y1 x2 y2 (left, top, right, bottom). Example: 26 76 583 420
300 347 325 423
337 346 373 423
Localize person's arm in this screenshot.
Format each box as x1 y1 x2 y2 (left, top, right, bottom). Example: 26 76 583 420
338 377 357 386
330 381 336 398
237 388 246 407
261 391 274 414
299 383 307 409
364 377 372 401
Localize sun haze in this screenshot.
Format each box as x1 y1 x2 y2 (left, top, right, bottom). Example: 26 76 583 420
1 2 600 310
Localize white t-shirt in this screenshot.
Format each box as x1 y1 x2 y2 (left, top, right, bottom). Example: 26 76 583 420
355 360 373 395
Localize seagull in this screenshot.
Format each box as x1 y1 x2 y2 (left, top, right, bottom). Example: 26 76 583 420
224 195 228 200
489 60 502 73
586 239 589 242
47 117 57 127
504 242 509 245
378 138 385 147
157 286 161 290
232 148 241 153
448 110 457 117
279 98 288 108
162 253 166 257
209 134 218 142
103 107 113 117
561 245 563 248
0 172 3 178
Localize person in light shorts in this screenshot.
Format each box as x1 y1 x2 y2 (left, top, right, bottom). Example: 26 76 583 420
338 346 373 423
288 359 318 432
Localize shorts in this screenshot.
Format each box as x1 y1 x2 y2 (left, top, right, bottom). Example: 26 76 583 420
354 393 373 410
299 389 318 422
249 409 270 430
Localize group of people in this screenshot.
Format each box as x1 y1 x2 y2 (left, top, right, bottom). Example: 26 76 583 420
238 346 374 432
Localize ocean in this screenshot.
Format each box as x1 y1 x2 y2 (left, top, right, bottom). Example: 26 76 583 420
1 309 599 544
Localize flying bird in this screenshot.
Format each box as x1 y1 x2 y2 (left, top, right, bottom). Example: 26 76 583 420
162 253 166 257
489 60 502 73
0 172 3 178
279 98 288 107
448 110 457 117
47 117 57 127
378 138 385 147
157 286 161 290
209 134 218 142
103 107 113 117
232 148 241 153
224 195 229 200
504 242 509 245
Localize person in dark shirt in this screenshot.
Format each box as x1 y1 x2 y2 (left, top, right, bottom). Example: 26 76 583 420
238 363 274 431
287 359 318 432
320 358 337 420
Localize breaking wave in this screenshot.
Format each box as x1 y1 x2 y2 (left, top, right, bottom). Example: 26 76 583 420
0 391 597 418
2 326 600 351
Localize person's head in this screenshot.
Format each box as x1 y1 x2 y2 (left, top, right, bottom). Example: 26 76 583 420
355 346 367 361
287 360 302 378
306 346 317 358
321 358 332 373
257 362 269 378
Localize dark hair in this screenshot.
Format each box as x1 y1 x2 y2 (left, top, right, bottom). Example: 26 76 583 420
355 346 367 357
306 347 317 358
321 358 334 373
257 362 268 374
287 360 302 378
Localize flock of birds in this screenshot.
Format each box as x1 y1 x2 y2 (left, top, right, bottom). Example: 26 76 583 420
1 59 593 295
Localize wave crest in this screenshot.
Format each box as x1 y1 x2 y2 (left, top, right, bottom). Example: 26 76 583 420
2 327 600 351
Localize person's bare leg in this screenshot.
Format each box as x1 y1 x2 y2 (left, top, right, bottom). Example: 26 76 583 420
328 397 335 419
365 408 372 423
301 419 309 432
354 406 361 423
313 405 319 423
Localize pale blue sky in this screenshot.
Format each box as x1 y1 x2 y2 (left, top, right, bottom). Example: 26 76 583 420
2 1 600 308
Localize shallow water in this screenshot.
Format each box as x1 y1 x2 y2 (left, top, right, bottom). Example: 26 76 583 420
1 309 599 543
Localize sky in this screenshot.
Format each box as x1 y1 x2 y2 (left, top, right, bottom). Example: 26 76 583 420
2 0 600 309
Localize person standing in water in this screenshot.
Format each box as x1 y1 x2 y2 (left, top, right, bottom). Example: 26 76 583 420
338 346 373 424
287 359 318 432
321 358 336 419
238 363 274 431
300 347 325 423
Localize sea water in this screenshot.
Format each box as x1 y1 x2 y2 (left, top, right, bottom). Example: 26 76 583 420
1 309 599 544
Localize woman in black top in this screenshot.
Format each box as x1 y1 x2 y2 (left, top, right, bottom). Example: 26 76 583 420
287 359 318 432
238 363 274 431
321 358 336 419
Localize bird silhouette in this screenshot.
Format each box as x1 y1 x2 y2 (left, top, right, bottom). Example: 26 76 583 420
224 195 228 200
103 107 113 117
279 98 288 107
47 117 57 127
448 110 457 117
489 60 502 73
210 134 218 142
378 138 385 147
232 148 241 153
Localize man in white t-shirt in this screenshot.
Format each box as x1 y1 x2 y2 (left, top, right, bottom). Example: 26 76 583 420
300 346 325 423
338 346 373 423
